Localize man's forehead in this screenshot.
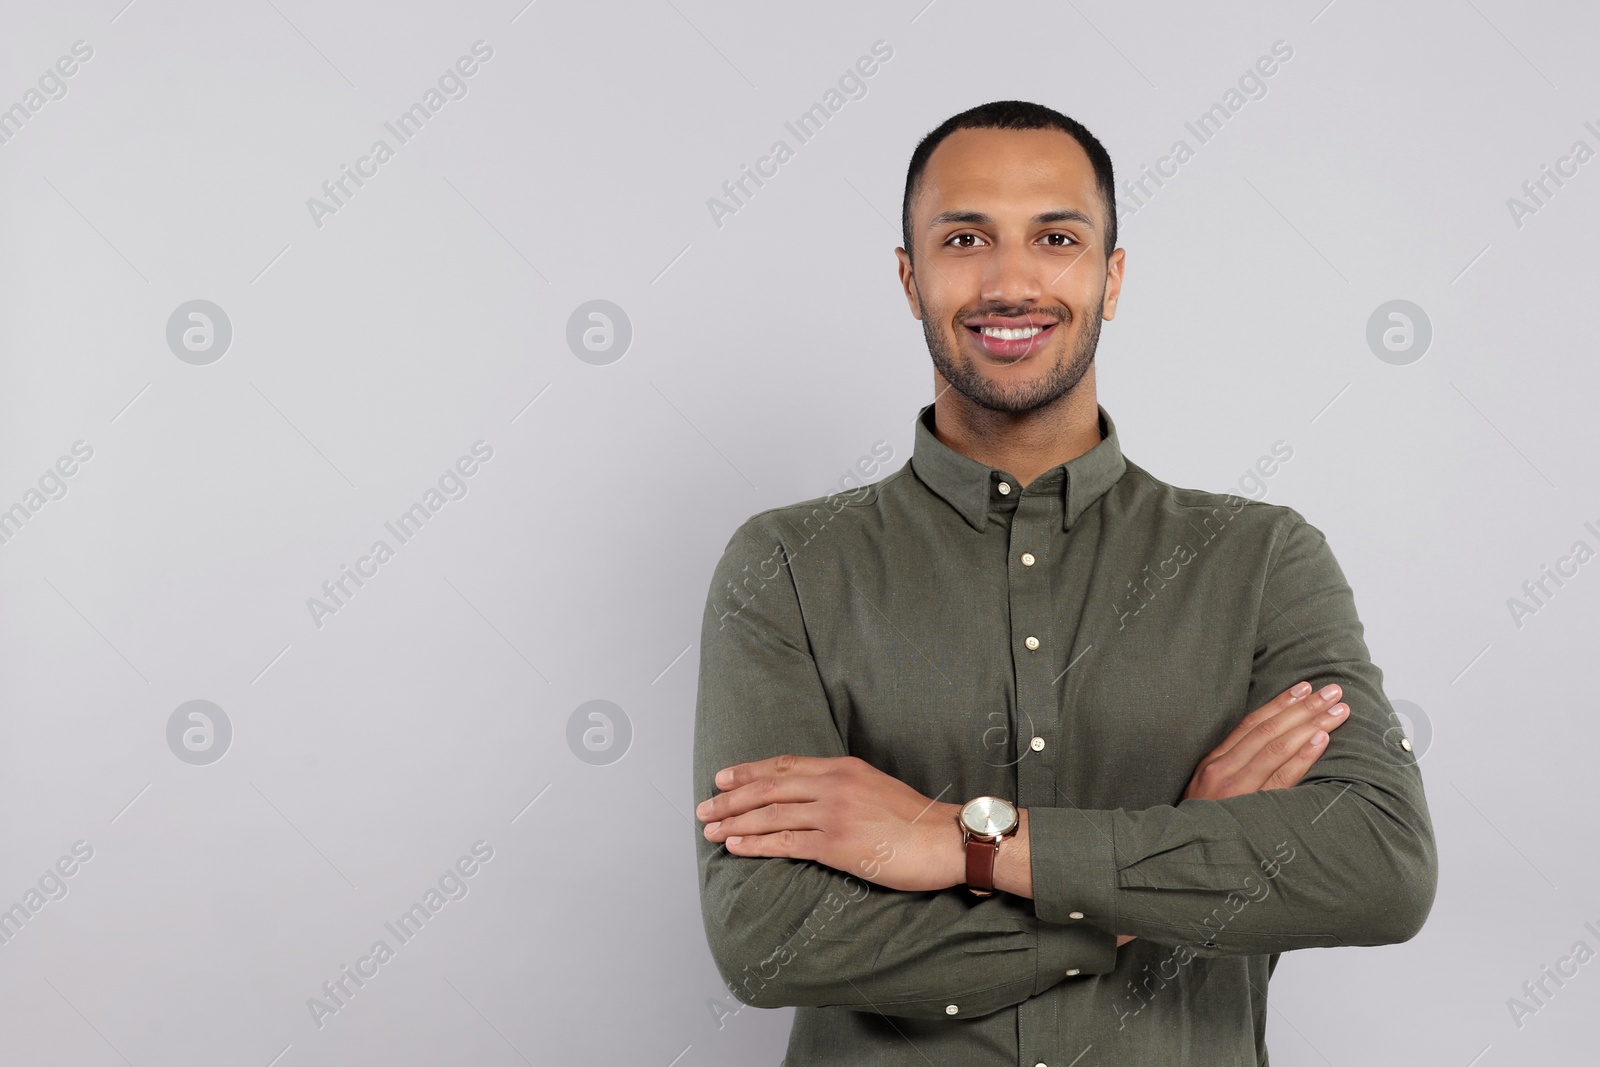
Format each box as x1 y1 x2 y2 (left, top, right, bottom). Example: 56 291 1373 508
916 127 1097 222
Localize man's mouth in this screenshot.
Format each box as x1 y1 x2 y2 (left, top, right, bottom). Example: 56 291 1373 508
964 319 1058 359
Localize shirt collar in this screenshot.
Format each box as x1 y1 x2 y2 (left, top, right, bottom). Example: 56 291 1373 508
909 401 1127 532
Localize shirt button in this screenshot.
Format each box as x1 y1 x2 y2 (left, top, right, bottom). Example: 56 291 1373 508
1021 552 1036 566
1030 736 1046 751
1064 969 1080 977
1069 911 1084 920
945 1004 959 1015
1024 636 1040 651
997 481 1011 495
1400 737 1413 751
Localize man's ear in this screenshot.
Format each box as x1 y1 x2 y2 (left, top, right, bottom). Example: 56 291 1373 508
1101 246 1126 321
894 246 922 320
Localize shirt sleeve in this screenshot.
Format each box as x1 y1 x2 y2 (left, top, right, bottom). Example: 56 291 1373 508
694 513 1119 1020
1028 512 1438 955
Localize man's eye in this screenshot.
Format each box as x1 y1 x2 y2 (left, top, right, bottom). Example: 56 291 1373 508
1042 233 1075 247
947 233 983 248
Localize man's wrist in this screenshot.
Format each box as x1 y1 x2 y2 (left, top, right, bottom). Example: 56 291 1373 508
934 801 966 889
992 806 1032 898
936 802 1033 897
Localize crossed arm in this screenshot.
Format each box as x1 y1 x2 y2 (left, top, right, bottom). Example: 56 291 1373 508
691 514 1437 1020
697 678 1351 899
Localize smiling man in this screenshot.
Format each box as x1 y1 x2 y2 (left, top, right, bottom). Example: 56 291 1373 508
692 101 1436 1066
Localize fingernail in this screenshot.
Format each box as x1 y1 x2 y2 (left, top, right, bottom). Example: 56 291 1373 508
725 836 743 846
695 800 710 817
1311 731 1327 746
1331 704 1348 716
705 821 721 835
1319 684 1340 700
715 769 733 787
1291 682 1311 698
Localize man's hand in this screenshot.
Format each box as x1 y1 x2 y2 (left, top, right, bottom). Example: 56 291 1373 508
1183 680 1349 801
696 754 963 893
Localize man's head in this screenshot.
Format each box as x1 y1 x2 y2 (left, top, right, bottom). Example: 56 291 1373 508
896 101 1124 415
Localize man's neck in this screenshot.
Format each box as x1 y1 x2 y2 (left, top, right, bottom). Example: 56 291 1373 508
931 376 1102 488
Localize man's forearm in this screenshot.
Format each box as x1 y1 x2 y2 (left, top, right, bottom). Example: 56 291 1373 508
932 779 1433 956
1020 781 1435 956
697 809 1116 1019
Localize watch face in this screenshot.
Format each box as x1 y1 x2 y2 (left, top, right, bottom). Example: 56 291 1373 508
960 796 1017 836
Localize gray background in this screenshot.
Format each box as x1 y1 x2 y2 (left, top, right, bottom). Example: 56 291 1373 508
1 0 1595 1064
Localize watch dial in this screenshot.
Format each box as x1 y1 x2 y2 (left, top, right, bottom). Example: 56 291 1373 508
961 797 1017 835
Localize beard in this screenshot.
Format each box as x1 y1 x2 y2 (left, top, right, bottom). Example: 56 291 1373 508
920 286 1103 414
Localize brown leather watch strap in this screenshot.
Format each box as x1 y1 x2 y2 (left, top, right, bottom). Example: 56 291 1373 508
965 836 998 896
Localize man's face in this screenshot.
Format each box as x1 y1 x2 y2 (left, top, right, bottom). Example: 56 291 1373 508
896 127 1124 414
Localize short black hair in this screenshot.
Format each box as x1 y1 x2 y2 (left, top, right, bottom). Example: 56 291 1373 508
900 100 1117 263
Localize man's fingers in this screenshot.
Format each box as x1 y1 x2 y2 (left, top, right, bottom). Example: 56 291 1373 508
719 827 827 859
713 752 841 790
1216 685 1344 771
1205 681 1312 761
697 772 830 822
1259 730 1330 791
703 801 822 840
1186 695 1351 800
1217 704 1347 789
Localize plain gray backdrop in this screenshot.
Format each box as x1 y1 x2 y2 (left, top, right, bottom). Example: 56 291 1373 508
2 1 1597 1064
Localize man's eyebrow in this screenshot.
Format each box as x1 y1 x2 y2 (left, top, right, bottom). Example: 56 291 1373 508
927 208 1097 230
928 209 991 228
1034 208 1096 229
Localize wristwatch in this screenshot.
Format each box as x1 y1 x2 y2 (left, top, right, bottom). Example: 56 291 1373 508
957 795 1019 897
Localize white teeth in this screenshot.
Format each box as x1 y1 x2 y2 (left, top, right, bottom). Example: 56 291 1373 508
979 325 1044 340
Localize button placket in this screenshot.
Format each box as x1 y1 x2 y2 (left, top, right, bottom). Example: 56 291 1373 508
1007 480 1064 1067
1007 489 1057 779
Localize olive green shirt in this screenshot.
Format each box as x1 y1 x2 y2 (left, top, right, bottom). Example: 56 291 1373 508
692 402 1436 1066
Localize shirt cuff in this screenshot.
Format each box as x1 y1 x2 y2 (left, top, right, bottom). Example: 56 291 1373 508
1028 805 1120 930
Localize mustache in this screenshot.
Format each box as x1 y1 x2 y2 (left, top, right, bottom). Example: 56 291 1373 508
958 307 1071 325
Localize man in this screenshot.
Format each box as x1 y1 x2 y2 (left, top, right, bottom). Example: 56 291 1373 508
691 100 1436 1065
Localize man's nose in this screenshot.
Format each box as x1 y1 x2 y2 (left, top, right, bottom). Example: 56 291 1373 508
980 240 1043 307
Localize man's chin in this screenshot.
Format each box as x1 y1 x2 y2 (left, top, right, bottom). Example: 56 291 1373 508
930 341 1091 414
954 380 1061 415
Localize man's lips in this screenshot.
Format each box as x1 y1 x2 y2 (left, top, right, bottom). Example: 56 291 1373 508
964 318 1059 359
